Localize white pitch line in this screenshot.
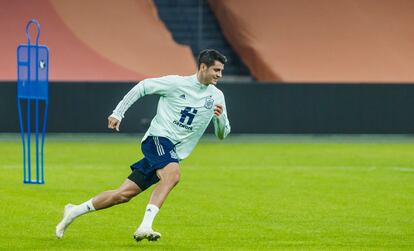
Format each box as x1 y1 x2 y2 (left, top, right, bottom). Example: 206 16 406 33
393 167 414 172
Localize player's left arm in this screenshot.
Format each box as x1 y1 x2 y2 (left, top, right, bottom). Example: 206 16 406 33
212 95 231 140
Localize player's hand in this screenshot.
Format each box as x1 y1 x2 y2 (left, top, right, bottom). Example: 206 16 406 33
214 104 223 117
108 115 121 131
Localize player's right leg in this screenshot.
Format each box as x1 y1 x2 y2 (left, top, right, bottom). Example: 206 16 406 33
55 179 141 239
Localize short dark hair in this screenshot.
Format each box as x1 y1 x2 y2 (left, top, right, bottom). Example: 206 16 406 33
197 49 227 69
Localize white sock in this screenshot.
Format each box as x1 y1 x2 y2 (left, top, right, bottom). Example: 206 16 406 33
69 199 96 220
139 204 159 229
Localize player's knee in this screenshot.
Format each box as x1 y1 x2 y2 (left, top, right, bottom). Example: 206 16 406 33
171 172 180 185
158 163 180 186
165 169 180 186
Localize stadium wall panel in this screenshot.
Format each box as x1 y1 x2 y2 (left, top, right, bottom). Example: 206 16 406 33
1 82 414 133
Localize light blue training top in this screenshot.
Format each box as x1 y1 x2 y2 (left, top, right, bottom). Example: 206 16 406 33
111 74 231 160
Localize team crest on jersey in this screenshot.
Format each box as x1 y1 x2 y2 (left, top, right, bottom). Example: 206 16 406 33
204 96 214 109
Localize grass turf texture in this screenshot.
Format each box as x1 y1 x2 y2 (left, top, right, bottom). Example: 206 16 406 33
1 135 413 250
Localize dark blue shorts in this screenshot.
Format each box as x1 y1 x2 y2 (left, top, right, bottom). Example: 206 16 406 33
128 136 179 190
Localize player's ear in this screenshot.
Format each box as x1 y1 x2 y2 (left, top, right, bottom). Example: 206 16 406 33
200 63 207 72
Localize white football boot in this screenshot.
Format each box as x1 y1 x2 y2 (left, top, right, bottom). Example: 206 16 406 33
55 204 75 239
133 227 161 242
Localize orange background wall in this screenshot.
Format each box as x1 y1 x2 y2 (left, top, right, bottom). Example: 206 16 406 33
210 0 414 82
0 0 195 81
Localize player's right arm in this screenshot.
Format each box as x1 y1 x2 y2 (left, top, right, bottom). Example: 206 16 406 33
108 76 176 131
107 115 121 131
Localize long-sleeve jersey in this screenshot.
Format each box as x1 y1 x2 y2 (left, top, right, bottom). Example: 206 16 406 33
111 74 231 160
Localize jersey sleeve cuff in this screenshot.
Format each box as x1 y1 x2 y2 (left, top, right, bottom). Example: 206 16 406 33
110 113 123 121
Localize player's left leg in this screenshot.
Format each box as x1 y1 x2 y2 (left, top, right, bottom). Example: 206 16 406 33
149 162 180 208
134 162 180 241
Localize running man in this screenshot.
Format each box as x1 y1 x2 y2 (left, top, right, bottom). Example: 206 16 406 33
56 49 231 241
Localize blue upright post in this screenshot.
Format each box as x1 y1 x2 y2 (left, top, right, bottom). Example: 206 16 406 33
17 19 49 184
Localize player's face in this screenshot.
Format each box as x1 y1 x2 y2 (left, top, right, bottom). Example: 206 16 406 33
200 61 224 85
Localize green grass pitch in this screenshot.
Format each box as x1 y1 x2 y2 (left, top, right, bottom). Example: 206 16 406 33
1 134 413 250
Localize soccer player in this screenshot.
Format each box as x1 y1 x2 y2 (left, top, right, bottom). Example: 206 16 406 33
55 49 231 241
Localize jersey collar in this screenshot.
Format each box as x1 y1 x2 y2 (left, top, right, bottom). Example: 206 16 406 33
193 74 209 89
